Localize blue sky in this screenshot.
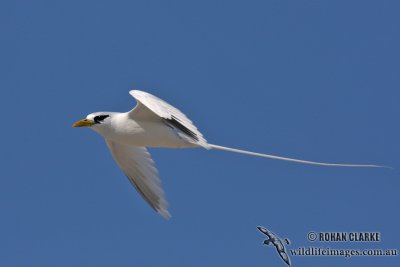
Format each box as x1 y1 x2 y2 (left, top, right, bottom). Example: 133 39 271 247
2 0 399 266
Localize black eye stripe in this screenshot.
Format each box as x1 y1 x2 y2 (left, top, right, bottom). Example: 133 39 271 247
94 115 109 123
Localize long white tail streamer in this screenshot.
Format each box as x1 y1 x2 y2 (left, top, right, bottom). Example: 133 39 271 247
209 144 388 168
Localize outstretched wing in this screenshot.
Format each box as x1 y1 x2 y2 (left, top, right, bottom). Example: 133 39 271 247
105 139 171 219
257 226 274 239
128 90 209 148
278 251 291 266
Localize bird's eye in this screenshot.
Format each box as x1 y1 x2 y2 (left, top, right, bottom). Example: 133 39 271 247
94 115 109 123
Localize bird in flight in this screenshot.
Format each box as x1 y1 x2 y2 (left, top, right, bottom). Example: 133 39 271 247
257 226 291 266
73 90 384 219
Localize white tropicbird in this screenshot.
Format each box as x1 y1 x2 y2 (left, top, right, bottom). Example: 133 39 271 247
73 90 384 219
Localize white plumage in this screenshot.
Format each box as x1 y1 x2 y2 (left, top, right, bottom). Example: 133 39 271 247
73 90 385 219
106 140 170 219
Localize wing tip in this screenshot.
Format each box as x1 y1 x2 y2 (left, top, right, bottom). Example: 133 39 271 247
158 209 172 220
129 89 147 97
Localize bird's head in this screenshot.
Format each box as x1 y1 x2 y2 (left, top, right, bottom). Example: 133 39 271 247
72 112 113 134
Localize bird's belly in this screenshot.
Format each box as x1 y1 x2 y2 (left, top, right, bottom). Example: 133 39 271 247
109 121 197 148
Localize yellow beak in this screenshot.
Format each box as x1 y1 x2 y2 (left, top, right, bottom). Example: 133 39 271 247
72 119 95 127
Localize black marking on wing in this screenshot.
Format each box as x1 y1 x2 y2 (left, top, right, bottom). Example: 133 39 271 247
164 115 199 141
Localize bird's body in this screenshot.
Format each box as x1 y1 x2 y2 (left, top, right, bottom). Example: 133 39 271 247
73 90 385 219
257 226 291 266
91 112 197 148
